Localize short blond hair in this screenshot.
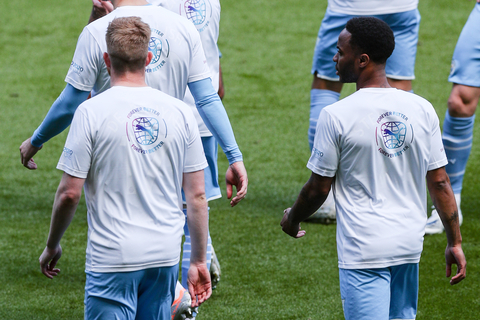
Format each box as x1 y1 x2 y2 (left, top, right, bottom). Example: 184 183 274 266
106 17 151 73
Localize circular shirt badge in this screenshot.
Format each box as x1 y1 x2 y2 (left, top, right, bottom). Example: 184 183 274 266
146 29 170 73
381 121 406 149
185 0 207 25
149 37 163 65
133 117 159 146
375 111 413 159
126 107 167 155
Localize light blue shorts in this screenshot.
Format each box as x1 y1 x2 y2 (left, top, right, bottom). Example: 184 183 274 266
84 265 178 320
183 136 221 203
449 3 480 87
339 264 419 320
312 8 420 81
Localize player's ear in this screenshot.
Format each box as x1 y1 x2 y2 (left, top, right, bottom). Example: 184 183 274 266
146 52 153 66
358 53 370 68
103 52 112 75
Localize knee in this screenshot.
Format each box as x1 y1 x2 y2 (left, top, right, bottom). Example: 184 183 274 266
311 74 342 92
447 85 480 117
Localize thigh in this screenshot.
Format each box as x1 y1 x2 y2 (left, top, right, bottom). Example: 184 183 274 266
389 264 419 320
377 9 420 80
339 268 390 320
84 270 142 320
312 9 353 80
449 3 480 87
136 265 179 320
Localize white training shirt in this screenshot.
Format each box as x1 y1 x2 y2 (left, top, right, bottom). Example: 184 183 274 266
328 0 418 15
308 88 447 270
148 0 221 137
57 86 207 273
65 5 210 100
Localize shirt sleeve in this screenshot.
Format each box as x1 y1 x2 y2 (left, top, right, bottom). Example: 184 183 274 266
188 78 242 164
65 27 103 92
183 108 208 173
307 109 339 177
31 84 90 147
427 111 448 171
56 105 93 178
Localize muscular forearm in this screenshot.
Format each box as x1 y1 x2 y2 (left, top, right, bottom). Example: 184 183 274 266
289 173 332 224
427 169 462 246
186 195 209 264
183 170 209 263
47 195 79 248
46 174 83 248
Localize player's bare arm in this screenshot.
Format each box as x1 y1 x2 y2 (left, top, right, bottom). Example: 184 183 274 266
183 170 212 307
218 61 225 100
39 173 85 279
426 167 467 285
281 173 333 238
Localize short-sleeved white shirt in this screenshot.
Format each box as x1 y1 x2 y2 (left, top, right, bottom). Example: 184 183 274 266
328 0 418 15
57 86 207 273
65 5 210 100
308 88 447 270
148 0 221 136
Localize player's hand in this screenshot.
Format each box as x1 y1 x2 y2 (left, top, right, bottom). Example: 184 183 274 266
39 245 62 279
91 0 114 20
445 244 466 285
281 208 306 238
187 262 212 308
19 137 42 170
225 161 248 207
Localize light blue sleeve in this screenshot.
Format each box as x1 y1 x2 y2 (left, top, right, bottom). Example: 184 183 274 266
188 78 243 164
31 84 90 147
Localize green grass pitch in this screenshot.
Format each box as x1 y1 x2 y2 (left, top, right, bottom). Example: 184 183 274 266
0 0 479 318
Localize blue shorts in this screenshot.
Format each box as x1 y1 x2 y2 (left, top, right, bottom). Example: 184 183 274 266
312 8 420 81
339 264 419 320
84 265 178 320
449 3 480 87
183 136 221 203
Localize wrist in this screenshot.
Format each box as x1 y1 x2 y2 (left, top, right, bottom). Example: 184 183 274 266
46 241 60 250
225 149 243 165
287 208 301 225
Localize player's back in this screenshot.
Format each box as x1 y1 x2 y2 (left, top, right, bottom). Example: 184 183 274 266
149 0 220 77
66 5 210 100
59 86 206 272
316 88 446 268
149 0 221 136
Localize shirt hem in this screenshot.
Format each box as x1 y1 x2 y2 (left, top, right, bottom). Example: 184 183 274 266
307 162 336 177
338 257 421 269
57 164 88 179
328 4 417 15
184 160 208 173
86 257 180 273
65 77 94 93
188 72 211 85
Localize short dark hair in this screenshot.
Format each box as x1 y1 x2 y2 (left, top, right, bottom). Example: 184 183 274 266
345 17 395 64
106 17 151 73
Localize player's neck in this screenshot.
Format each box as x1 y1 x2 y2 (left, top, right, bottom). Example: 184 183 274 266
356 68 391 90
110 71 148 88
113 0 150 8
